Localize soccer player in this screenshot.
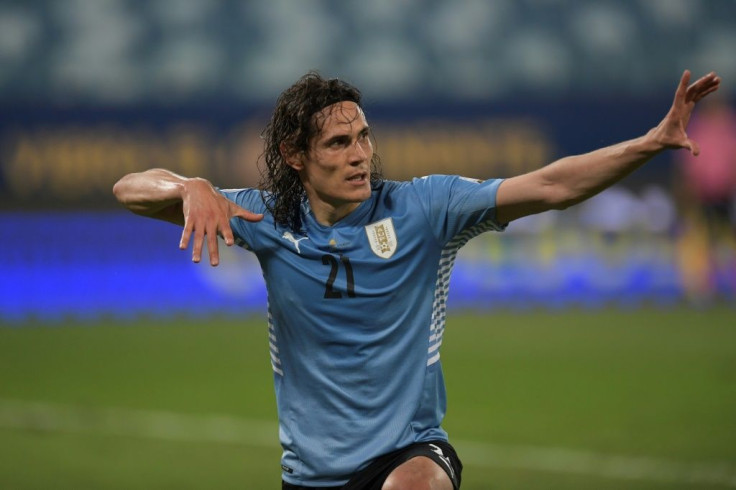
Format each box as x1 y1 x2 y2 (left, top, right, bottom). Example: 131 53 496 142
113 70 720 489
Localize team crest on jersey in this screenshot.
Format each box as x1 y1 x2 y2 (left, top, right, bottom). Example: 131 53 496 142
364 218 397 259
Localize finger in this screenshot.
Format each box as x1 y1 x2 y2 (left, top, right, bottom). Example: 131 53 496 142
688 138 701 156
688 73 720 98
220 223 235 247
234 209 265 222
689 78 721 103
207 226 220 266
179 221 193 250
228 201 264 221
682 138 700 156
191 228 205 263
700 75 721 93
675 69 691 100
694 84 721 103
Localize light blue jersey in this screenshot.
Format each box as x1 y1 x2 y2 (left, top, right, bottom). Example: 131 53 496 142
220 175 505 486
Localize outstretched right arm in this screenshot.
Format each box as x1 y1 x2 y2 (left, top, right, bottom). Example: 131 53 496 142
113 168 263 266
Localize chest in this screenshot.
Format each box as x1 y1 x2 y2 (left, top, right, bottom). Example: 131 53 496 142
258 214 439 303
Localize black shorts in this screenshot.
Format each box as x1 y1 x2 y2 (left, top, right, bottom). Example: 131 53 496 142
282 440 463 490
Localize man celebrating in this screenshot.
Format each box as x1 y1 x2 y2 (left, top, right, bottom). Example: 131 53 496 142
113 70 720 489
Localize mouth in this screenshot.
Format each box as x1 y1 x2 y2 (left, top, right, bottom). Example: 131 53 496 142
346 172 368 184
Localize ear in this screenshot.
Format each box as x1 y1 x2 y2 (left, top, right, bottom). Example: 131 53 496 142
280 142 304 171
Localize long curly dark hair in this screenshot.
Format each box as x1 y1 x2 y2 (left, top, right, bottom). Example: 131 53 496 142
258 71 383 232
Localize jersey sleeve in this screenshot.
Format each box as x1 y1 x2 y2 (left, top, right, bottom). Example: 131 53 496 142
410 175 507 245
218 188 268 251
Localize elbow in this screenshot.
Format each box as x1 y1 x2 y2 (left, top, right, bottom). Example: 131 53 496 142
112 176 131 205
112 174 146 212
112 179 123 202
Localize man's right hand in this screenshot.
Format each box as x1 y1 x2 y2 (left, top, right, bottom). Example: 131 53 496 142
179 178 263 266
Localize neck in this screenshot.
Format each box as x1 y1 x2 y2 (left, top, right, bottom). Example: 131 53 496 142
309 199 361 226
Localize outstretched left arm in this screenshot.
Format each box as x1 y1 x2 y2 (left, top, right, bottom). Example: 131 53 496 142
495 70 721 224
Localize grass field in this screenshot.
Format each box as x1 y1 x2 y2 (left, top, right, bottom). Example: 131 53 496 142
1 307 735 489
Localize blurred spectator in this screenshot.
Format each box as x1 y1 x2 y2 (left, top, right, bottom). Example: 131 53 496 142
677 96 736 229
579 186 640 238
674 95 736 301
639 185 677 235
1 0 735 105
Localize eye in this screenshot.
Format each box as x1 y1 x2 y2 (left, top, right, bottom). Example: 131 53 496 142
328 136 349 148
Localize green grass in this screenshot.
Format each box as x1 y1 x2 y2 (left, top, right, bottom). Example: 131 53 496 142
1 307 735 489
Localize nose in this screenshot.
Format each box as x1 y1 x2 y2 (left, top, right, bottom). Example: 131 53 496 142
349 139 370 165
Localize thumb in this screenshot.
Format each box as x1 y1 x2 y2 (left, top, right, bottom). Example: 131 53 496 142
686 137 700 156
231 203 264 222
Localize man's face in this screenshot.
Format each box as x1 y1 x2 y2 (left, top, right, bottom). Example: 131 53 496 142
287 101 374 224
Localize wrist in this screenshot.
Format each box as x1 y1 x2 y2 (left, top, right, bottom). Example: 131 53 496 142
181 177 213 197
180 177 221 208
639 127 669 155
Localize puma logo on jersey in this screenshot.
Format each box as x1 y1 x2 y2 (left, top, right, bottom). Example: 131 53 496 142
428 444 455 480
282 232 308 254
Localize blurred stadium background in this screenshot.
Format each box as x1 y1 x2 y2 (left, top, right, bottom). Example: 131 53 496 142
1 0 735 489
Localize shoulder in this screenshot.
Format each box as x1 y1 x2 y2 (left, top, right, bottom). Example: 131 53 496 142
377 176 459 193
397 175 484 198
218 187 269 213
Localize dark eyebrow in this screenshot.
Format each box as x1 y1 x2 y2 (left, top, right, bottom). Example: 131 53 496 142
325 134 351 146
323 125 370 146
